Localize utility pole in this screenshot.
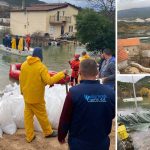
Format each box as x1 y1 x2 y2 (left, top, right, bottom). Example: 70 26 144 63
132 76 138 113
22 0 25 9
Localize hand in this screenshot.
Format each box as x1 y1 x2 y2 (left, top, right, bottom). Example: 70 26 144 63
49 84 54 88
102 77 107 83
63 69 68 75
59 139 66 144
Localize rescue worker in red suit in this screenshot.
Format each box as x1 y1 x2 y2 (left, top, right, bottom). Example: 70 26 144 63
26 35 31 50
69 54 80 86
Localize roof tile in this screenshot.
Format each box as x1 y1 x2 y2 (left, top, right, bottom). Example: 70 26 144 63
11 3 79 12
118 38 140 47
118 46 128 62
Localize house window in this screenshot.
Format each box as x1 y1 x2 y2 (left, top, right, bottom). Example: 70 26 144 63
69 26 73 32
63 11 65 16
50 26 56 36
57 11 60 21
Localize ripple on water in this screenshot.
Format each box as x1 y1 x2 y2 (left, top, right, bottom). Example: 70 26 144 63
0 44 86 90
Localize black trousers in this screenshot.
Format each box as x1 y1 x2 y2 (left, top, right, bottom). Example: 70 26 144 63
71 77 78 85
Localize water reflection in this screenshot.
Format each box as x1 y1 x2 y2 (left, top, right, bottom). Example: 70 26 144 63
118 97 150 110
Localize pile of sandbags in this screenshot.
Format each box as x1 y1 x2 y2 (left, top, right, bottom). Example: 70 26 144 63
0 83 67 138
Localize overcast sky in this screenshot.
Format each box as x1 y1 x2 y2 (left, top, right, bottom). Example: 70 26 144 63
117 75 145 83
40 0 88 7
118 0 150 10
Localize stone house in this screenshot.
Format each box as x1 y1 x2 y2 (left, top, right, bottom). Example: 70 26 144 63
118 38 141 64
118 46 129 71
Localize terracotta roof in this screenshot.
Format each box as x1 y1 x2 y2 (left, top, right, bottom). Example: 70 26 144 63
118 38 140 47
11 3 80 12
118 46 128 63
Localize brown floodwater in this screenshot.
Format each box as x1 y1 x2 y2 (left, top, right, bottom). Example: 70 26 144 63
118 97 150 149
0 44 85 91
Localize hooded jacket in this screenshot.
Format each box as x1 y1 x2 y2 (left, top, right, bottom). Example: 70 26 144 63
80 54 90 62
19 56 65 103
69 59 80 78
18 37 24 51
11 38 16 49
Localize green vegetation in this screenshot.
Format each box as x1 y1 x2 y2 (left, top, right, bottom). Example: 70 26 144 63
76 9 115 53
118 76 150 100
136 76 150 89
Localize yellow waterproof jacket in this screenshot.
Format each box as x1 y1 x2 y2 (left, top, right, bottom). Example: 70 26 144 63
118 125 129 140
18 38 24 51
19 56 65 104
80 54 90 62
11 38 16 49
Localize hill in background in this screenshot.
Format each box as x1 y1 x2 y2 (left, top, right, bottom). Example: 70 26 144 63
118 7 150 19
117 76 150 98
0 0 46 18
136 76 150 89
118 76 150 89
0 0 45 7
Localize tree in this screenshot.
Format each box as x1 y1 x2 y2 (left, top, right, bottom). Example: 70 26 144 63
140 87 149 97
87 0 115 19
76 9 115 52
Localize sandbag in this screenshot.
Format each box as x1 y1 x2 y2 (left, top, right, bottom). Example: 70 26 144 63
0 83 67 135
1 123 17 135
0 99 17 135
45 85 66 128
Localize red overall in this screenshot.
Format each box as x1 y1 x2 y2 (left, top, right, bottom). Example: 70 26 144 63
69 59 80 86
26 36 31 50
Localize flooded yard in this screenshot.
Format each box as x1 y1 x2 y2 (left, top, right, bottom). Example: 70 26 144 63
0 43 85 91
118 97 150 149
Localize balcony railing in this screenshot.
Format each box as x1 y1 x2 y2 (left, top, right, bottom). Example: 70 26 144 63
50 16 71 24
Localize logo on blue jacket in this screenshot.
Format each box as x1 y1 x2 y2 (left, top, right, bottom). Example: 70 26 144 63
84 94 107 103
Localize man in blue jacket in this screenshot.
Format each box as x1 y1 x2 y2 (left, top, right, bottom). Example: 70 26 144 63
99 49 115 89
58 59 115 150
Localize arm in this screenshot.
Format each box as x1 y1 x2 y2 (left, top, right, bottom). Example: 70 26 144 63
19 68 23 95
41 65 65 85
69 60 74 69
68 60 71 65
104 63 115 82
58 92 73 143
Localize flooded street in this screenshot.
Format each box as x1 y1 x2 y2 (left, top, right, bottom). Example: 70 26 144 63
131 129 150 149
0 44 85 91
118 97 150 149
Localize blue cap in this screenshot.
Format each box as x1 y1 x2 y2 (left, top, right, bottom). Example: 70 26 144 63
32 47 43 61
